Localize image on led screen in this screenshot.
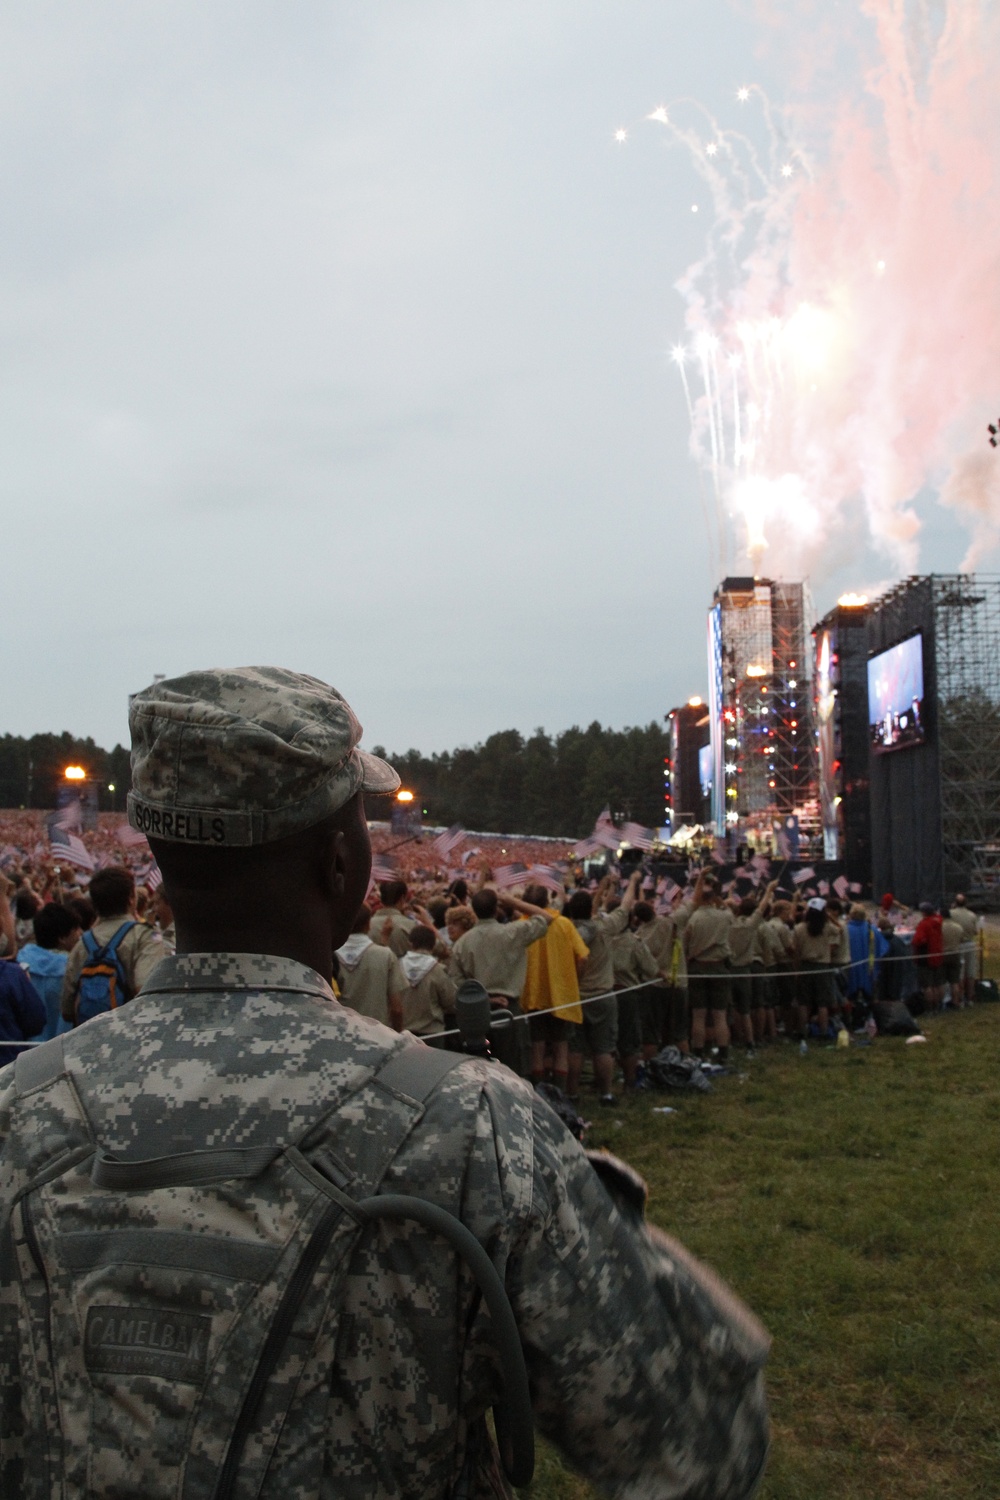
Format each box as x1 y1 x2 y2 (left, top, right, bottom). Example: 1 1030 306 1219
868 633 925 753
698 742 714 799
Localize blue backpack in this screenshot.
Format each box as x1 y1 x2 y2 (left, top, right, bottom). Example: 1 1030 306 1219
75 922 137 1024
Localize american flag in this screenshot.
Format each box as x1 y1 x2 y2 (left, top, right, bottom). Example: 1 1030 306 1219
144 864 163 893
371 855 399 883
431 824 465 858
571 837 602 857
792 866 816 885
493 863 528 890
833 875 849 899
621 821 656 851
660 876 680 902
524 864 564 896
47 804 82 836
116 822 149 850
48 828 95 871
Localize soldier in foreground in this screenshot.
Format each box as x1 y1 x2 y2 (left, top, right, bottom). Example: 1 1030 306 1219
0 667 770 1498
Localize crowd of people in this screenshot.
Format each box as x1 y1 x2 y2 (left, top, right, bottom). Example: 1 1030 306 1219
326 869 982 1103
0 810 984 1101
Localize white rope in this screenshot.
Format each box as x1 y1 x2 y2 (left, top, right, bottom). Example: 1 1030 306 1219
0 942 981 1049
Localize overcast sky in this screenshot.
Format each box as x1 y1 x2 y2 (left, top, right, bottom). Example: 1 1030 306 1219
2 2 978 755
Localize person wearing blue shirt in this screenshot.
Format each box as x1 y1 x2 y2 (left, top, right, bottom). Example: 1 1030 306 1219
0 957 46 1064
16 902 81 1042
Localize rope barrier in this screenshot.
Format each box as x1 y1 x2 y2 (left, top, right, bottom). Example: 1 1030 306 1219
0 941 982 1049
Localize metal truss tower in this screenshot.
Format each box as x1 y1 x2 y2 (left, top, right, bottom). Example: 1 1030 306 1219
708 578 818 843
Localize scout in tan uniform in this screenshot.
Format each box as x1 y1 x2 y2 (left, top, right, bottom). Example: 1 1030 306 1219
60 865 167 1025
683 870 734 1060
564 871 642 1103
336 905 406 1028
399 923 456 1038
371 879 419 957
949 894 979 1001
447 888 553 1075
608 906 659 1086
727 882 778 1051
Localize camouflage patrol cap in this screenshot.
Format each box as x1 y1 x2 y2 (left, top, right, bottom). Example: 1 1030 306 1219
127 666 399 847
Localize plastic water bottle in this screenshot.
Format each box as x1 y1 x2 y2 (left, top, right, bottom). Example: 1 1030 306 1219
836 1026 850 1049
865 1015 877 1039
799 1039 808 1056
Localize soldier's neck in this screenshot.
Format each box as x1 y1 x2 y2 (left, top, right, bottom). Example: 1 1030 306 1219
173 907 334 982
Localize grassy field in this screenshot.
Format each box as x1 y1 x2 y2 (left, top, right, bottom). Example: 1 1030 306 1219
526 999 1000 1500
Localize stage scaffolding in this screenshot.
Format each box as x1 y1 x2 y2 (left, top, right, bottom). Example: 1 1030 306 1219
868 574 1000 903
709 578 819 846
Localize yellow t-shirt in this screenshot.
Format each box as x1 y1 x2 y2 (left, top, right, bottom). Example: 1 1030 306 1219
520 911 589 1025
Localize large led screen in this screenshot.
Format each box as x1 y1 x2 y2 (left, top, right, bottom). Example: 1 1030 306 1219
867 633 925 753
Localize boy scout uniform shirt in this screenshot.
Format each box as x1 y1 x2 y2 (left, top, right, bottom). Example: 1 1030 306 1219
60 915 168 1023
610 929 659 990
684 905 734 965
447 914 548 999
637 915 675 976
336 943 406 1026
0 953 771 1500
728 909 764 968
576 905 630 998
949 905 977 942
399 955 456 1036
754 920 784 969
940 917 963 954
767 917 795 962
371 908 418 958
792 921 838 964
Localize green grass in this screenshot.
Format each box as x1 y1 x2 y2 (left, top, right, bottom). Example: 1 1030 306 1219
524 1001 1000 1500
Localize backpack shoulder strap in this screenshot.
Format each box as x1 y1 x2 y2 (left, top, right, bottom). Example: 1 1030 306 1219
14 1035 67 1094
374 1040 468 1103
103 921 136 959
81 929 101 962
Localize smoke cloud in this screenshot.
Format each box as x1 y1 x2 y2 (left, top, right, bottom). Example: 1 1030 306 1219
669 0 1000 580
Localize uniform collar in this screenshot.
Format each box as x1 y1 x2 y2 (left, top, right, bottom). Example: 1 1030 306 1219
138 952 335 1001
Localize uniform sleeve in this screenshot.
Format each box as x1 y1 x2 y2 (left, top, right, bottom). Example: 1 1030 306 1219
511 914 548 949
60 938 85 1022
447 937 472 984
387 953 407 998
432 966 457 1011
506 1097 770 1498
429 967 454 1024
601 905 631 939
129 924 170 993
636 939 659 982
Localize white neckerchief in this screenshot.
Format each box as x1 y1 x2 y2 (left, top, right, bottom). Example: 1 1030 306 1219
400 952 438 987
336 933 373 971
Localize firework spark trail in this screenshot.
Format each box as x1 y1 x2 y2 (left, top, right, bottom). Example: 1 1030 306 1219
641 0 1000 577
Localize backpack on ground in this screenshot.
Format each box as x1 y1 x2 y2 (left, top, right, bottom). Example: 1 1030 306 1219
2 1036 533 1498
74 921 136 1024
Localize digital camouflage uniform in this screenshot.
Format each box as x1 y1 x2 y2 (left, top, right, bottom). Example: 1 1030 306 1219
0 956 769 1498
0 667 770 1498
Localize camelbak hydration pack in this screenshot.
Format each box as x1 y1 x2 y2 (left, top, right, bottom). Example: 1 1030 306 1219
1 1036 532 1499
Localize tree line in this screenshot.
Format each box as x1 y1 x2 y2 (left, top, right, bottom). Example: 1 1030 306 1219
370 721 670 837
0 735 131 814
0 720 670 839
